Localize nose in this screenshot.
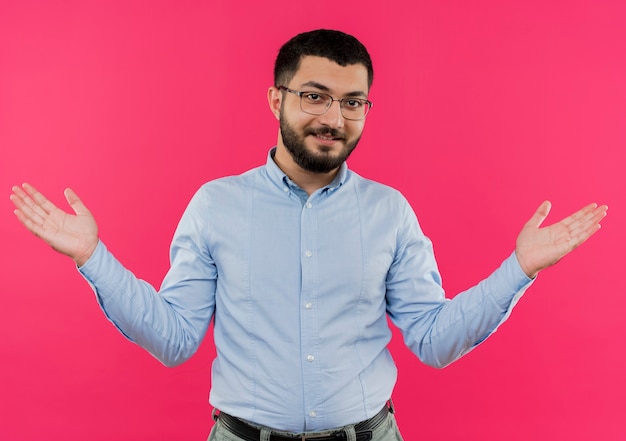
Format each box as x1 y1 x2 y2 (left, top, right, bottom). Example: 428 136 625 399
318 99 345 128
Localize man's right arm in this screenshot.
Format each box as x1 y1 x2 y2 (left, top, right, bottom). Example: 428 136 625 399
78 236 216 367
10 183 217 366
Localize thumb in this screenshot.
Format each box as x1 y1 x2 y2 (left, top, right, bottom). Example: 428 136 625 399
64 188 91 216
526 200 552 229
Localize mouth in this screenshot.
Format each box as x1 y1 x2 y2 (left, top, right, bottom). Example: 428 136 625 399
309 129 345 146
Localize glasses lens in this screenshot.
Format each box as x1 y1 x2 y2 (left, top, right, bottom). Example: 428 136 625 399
340 99 370 120
300 92 331 115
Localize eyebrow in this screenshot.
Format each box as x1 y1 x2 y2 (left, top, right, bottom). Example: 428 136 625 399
299 81 368 98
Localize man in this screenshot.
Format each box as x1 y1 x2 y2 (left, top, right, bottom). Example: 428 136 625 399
10 30 607 440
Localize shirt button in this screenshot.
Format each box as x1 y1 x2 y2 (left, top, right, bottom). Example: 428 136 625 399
306 355 315 362
283 187 289 193
305 302 313 309
305 202 313 209
309 410 317 417
304 250 312 258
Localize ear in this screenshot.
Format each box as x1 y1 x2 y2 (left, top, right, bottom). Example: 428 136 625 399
267 86 282 120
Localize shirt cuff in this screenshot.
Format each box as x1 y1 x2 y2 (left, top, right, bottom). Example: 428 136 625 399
492 251 535 310
77 240 126 301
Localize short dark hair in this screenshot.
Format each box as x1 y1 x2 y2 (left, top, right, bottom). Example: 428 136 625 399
274 29 374 89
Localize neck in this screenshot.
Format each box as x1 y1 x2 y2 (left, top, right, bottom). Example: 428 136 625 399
273 144 340 196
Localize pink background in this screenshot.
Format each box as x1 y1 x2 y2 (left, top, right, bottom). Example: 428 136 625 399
1 1 625 439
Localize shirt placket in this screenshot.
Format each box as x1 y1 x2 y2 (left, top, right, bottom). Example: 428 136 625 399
299 194 322 430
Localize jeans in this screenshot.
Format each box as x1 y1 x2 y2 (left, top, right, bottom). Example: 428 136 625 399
206 411 405 441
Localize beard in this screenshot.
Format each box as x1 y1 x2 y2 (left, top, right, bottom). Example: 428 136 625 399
279 112 361 174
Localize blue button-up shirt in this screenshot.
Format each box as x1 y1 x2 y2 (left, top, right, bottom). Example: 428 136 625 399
79 148 532 432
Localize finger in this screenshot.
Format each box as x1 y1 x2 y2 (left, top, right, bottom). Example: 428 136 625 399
579 204 607 228
562 205 608 241
10 186 29 210
568 205 607 244
568 222 602 250
560 202 601 228
525 200 552 228
18 184 54 221
13 206 41 235
22 182 59 216
64 188 92 217
10 187 47 226
558 205 606 253
12 197 49 239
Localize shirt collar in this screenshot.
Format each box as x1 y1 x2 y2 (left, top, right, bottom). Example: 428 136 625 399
265 147 348 194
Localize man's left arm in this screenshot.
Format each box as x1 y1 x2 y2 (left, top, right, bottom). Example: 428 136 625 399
514 201 607 279
386 200 607 368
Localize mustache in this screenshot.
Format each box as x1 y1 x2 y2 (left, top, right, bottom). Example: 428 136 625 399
306 126 345 139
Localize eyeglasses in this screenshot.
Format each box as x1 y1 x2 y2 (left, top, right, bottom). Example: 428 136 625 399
278 85 373 121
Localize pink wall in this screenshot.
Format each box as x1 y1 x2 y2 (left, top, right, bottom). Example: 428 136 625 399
1 1 624 439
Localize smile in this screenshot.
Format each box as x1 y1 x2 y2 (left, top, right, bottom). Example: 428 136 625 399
312 133 344 147
316 133 338 140
308 126 345 141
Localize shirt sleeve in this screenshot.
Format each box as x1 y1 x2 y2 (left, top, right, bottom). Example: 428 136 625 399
78 188 217 367
385 201 534 368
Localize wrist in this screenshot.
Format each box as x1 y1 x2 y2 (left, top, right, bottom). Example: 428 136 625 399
515 249 538 279
73 239 98 268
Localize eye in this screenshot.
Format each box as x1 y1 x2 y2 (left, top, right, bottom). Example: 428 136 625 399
302 92 328 104
303 93 323 102
344 99 364 110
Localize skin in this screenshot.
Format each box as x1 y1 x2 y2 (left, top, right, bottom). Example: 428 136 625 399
10 56 608 277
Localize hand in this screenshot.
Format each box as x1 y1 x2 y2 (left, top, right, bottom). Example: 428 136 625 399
10 183 99 267
515 201 608 278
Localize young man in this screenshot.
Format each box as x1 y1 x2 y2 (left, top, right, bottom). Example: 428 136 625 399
11 30 607 440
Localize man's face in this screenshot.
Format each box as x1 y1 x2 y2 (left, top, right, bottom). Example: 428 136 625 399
276 56 370 174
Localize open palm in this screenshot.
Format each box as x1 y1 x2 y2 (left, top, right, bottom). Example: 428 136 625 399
515 201 608 278
10 183 99 266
